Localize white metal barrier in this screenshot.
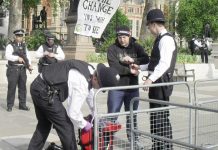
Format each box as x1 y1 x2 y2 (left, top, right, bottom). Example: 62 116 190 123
130 97 218 150
194 79 218 149
93 82 191 150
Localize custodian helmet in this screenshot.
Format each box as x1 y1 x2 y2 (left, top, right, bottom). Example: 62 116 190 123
146 9 165 25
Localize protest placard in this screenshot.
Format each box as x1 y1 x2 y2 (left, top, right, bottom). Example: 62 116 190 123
74 0 120 38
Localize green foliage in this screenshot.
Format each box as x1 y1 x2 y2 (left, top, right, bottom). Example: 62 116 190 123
97 38 116 53
23 0 40 17
25 29 45 51
87 53 107 63
86 52 198 64
0 37 7 50
178 47 190 54
177 54 198 64
93 9 130 53
138 36 155 55
176 0 218 40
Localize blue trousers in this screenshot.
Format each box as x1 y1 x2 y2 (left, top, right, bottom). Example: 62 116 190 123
107 89 139 140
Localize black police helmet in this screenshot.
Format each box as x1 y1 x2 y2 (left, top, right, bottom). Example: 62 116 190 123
146 9 165 25
96 63 120 88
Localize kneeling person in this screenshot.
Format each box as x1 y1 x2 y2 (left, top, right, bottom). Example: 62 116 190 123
28 59 120 150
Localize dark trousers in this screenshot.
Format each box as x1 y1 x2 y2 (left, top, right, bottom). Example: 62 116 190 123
200 49 208 63
6 65 27 108
149 86 173 150
28 76 78 150
107 89 139 140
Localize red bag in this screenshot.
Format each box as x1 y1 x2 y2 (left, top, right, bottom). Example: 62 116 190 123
78 115 122 150
98 122 122 150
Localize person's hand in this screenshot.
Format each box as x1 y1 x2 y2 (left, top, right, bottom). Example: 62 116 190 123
130 64 140 70
83 121 92 132
130 65 139 76
44 51 49 56
121 56 134 64
48 52 55 57
28 65 33 74
18 57 25 64
143 79 153 91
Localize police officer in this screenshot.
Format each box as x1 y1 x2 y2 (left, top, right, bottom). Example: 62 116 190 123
36 33 65 73
132 9 177 150
28 59 120 150
5 29 33 112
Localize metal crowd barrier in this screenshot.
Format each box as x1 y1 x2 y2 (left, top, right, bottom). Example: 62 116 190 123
127 79 218 150
194 79 218 149
130 97 218 150
93 82 191 150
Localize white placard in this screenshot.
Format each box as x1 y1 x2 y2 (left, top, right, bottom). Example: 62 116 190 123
74 0 120 38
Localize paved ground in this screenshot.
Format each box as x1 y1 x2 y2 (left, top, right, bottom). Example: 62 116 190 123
0 59 218 150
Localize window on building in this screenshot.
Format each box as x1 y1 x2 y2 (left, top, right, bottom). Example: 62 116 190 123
0 18 3 26
136 8 140 14
129 20 133 29
128 7 134 13
136 20 139 37
22 14 25 28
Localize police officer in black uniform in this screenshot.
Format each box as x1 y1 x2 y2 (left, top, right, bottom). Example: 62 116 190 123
145 9 177 150
28 59 120 150
5 29 33 112
132 9 177 150
36 33 65 73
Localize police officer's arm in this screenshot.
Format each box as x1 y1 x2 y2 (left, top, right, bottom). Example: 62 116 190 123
86 89 94 115
148 35 175 82
53 46 65 60
194 40 202 48
5 44 20 62
35 45 44 58
66 70 90 129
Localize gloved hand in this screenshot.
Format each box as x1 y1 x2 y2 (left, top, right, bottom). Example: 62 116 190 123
83 121 92 132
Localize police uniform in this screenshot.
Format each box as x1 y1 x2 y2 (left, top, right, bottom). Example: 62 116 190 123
36 33 65 73
28 59 119 150
141 9 177 150
5 29 31 112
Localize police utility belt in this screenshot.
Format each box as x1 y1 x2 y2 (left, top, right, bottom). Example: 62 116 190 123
6 64 25 69
39 74 59 106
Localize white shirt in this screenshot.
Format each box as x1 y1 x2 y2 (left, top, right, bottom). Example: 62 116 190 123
5 43 32 64
193 39 202 48
36 45 65 60
66 67 94 129
140 29 176 82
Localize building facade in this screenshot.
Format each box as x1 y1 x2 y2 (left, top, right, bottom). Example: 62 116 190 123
119 0 145 39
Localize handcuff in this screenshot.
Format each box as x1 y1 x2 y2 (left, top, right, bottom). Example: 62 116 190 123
142 75 147 81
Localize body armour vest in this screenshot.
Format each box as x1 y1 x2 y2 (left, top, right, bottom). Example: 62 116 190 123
39 44 58 65
41 59 94 102
148 33 177 97
148 33 177 76
8 42 29 66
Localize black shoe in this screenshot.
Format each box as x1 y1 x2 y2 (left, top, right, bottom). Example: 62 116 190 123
19 105 30 111
7 107 12 112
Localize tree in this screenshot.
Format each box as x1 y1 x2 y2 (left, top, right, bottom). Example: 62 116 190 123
176 0 218 40
8 0 23 39
93 9 130 53
139 0 154 41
